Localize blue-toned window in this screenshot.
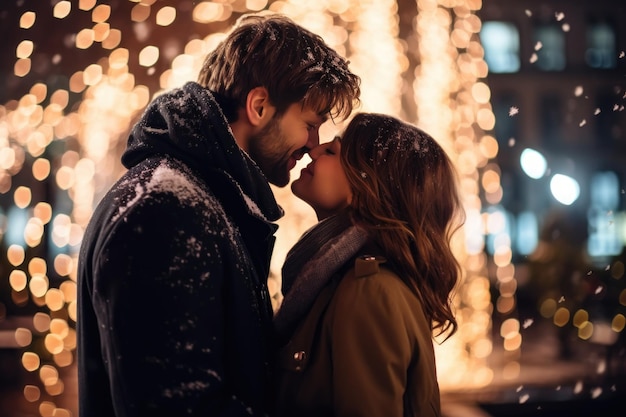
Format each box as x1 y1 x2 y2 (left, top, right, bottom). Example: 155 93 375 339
539 94 563 147
516 211 539 256
481 21 520 73
586 22 617 69
533 24 566 71
587 171 622 258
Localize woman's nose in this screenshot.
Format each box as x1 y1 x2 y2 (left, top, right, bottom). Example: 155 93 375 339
308 144 325 159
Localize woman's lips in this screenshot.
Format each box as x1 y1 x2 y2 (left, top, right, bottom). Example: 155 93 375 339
300 166 312 176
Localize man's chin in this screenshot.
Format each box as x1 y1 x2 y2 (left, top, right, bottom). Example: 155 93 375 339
268 172 290 188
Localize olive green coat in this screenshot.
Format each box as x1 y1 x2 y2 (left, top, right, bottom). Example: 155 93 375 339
276 256 441 417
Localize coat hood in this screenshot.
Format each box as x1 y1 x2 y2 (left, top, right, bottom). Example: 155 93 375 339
122 81 283 222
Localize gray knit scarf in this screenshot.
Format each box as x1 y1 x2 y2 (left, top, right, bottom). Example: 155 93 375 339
274 212 369 340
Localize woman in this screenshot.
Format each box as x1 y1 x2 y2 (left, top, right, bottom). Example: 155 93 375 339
274 113 464 417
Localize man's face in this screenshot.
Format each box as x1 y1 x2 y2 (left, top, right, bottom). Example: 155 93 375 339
248 103 325 187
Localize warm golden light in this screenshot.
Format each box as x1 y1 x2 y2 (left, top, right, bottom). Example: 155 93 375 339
131 4 151 22
93 22 111 42
45 288 65 312
102 28 122 49
22 352 41 372
14 58 31 77
76 28 95 49
16 40 34 59
69 71 86 93
53 1 72 19
33 312 51 333
553 307 571 327
29 274 49 298
139 46 160 67
39 364 59 386
14 185 32 208
7 244 26 266
613 313 625 332
0 1 501 409
55 254 75 277
92 4 111 22
79 0 97 11
83 64 104 86
23 385 41 402
156 6 177 26
19 11 36 29
193 2 227 23
15 327 33 347
9 270 28 292
45 333 65 355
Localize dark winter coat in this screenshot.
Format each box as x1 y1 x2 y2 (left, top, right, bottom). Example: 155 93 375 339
77 81 282 417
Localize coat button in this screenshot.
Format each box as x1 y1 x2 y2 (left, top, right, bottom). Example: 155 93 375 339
355 255 387 277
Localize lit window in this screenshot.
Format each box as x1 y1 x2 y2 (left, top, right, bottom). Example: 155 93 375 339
586 22 617 69
481 21 520 73
587 171 622 258
533 24 566 71
590 171 619 211
516 211 538 256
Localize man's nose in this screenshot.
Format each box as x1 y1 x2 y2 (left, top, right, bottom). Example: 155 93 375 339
306 129 320 151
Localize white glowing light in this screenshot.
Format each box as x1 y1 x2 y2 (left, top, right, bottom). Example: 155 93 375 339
550 174 580 205
520 148 547 179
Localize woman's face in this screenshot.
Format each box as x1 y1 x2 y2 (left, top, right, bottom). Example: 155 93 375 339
291 137 352 220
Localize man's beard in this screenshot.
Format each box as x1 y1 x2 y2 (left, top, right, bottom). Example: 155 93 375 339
248 115 292 187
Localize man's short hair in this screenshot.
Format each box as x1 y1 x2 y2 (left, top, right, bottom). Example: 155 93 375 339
198 13 360 122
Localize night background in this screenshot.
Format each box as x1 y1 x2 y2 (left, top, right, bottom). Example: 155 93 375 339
1 0 625 416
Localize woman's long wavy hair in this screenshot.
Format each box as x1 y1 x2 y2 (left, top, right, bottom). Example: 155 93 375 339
341 113 464 339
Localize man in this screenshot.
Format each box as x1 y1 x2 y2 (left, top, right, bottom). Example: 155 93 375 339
77 13 360 417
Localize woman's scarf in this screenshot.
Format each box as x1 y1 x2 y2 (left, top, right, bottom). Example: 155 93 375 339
274 212 369 340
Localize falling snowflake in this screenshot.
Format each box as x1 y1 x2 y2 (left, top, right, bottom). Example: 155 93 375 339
558 296 565 303
605 264 611 271
562 23 570 32
509 106 519 116
519 393 530 404
522 318 534 329
525 9 532 17
594 108 601 115
574 86 584 96
579 119 586 127
574 380 584 394
530 53 538 63
534 41 543 51
508 137 516 147
595 285 604 295
619 51 625 59
591 387 602 399
555 12 565 21
516 385 524 392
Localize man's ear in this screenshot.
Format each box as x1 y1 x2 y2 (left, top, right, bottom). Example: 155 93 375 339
246 86 274 127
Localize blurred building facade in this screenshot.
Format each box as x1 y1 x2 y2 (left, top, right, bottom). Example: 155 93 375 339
478 0 626 369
